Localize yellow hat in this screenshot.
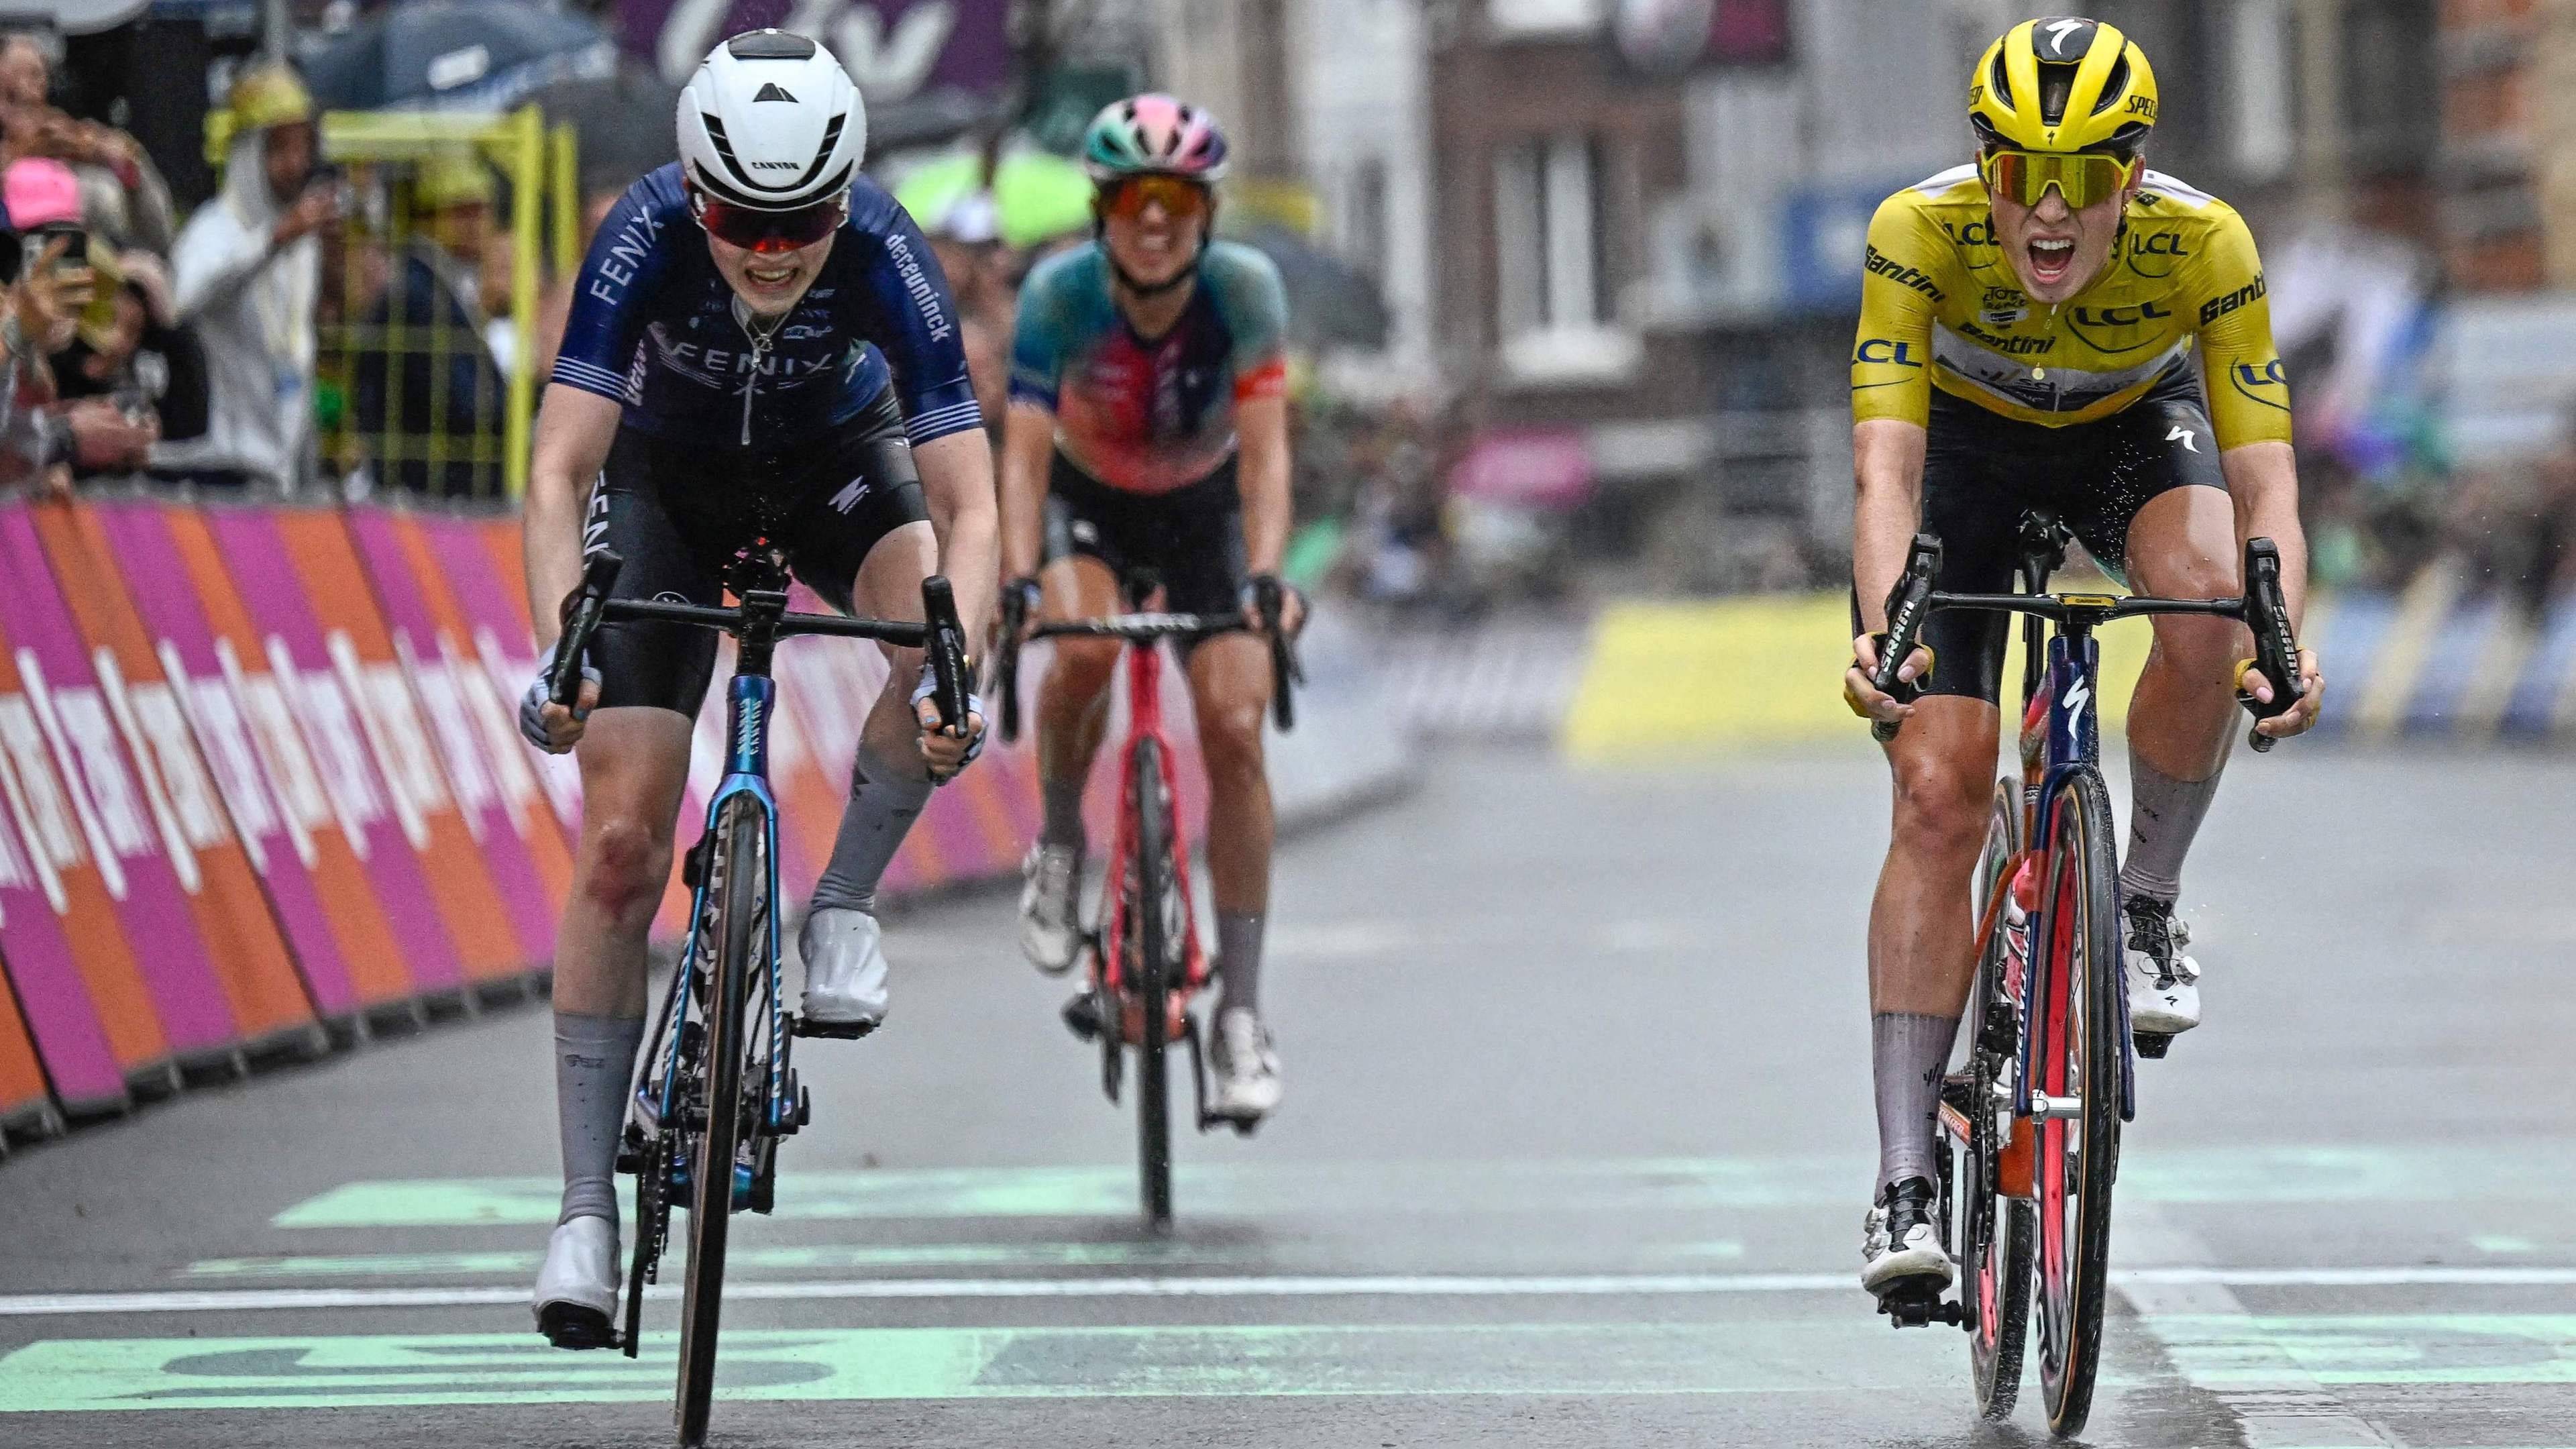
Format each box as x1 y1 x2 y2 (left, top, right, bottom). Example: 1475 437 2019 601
413 150 494 212
227 63 315 135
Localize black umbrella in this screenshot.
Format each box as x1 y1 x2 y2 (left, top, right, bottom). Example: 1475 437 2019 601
1238 223 1392 352
300 1 618 113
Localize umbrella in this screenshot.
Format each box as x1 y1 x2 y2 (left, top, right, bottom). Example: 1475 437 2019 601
894 147 1093 250
301 1 618 113
1237 224 1391 352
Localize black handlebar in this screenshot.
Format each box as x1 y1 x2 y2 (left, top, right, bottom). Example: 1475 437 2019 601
545 547 972 747
1867 533 2307 752
990 596 1301 743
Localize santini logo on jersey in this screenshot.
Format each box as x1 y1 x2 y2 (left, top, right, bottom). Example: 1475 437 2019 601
1864 245 1945 303
2200 273 2267 326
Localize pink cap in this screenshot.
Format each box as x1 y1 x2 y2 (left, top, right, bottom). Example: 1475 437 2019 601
5 158 82 231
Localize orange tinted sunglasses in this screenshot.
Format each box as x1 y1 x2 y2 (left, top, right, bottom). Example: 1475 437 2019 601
1098 174 1210 222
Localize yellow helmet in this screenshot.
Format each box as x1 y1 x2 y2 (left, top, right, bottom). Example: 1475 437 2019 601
1968 17 2157 154
227 62 315 135
413 150 494 213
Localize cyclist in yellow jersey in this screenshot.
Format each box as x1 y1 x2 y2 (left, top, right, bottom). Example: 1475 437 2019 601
1842 17 2324 1300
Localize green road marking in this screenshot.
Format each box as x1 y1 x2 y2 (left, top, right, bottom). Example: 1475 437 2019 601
272 1146 2576 1228
2148 1314 2576 1387
2475 1235 2541 1255
184 1242 1220 1281
0 1323 1959 1411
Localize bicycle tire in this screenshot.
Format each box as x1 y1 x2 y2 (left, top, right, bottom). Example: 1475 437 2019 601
1965 781 2033 1421
2031 771 2122 1438
1131 735 1176 1230
676 796 762 1448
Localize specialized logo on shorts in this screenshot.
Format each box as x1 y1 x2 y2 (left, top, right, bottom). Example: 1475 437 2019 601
2167 424 2198 453
830 478 870 513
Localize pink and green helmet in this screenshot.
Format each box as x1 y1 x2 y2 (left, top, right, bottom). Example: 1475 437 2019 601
1080 94 1230 184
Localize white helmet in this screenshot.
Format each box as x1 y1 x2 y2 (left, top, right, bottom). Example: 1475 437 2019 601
676 30 865 211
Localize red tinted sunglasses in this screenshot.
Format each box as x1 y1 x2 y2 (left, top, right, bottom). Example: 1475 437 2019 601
690 189 846 252
1098 174 1210 223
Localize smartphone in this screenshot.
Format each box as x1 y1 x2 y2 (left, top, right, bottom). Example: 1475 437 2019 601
22 225 86 276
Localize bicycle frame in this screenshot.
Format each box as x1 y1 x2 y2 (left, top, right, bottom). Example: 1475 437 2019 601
1095 635 1210 1022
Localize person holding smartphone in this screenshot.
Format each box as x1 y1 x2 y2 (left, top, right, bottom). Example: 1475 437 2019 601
153 63 335 492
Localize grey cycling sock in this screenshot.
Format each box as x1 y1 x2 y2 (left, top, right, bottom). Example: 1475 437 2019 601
2119 741 2224 906
1039 773 1087 853
1873 1012 1959 1193
555 1012 645 1226
809 743 933 916
1216 911 1265 1017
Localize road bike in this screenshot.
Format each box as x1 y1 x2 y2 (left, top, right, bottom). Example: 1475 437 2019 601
543 543 972 1448
1867 515 2306 1436
988 577 1297 1230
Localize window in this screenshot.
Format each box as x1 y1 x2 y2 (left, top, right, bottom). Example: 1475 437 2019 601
1494 134 1605 337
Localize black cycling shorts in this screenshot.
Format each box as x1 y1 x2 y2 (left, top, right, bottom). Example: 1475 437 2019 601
1902 368 2227 704
587 386 929 717
1043 451 1246 619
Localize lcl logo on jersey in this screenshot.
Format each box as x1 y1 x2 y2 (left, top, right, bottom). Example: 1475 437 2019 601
2231 357 2290 411
2067 299 2171 353
1854 339 1923 368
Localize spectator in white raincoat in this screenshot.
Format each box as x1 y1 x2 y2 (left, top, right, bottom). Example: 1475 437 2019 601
152 63 337 491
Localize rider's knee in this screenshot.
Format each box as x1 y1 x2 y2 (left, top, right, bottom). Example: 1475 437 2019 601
1196 696 1267 777
2150 608 2241 680
1048 638 1121 693
1888 751 1988 857
580 816 672 917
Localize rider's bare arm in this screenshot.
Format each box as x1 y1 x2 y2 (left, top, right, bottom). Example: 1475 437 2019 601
2219 440 2306 626
1851 418 1929 638
913 429 999 647
997 399 1055 586
523 382 624 651
1234 392 1291 578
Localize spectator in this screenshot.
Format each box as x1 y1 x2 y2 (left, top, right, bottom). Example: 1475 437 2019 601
352 148 504 497
0 30 176 254
154 64 336 492
7 157 155 479
53 246 207 478
0 217 111 489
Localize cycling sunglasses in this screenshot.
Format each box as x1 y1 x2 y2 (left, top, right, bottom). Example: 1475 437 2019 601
1097 174 1210 223
690 189 847 253
1979 149 2139 210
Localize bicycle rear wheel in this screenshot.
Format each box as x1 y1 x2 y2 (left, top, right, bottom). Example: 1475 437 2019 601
676 796 763 1448
1130 735 1176 1230
2031 771 2122 1438
1964 781 2033 1420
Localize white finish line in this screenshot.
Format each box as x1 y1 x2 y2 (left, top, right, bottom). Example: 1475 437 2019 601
0 1265 2570 1318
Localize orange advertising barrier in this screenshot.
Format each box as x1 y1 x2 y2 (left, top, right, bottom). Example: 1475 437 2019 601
0 493 1120 1142
29 503 321 1054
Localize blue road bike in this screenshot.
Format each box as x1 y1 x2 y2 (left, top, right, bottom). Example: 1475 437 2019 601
1867 515 2306 1437
544 542 971 1448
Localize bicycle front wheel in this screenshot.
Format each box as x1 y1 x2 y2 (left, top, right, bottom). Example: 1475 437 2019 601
1964 780 2033 1420
2031 770 2123 1438
676 795 763 1448
1130 735 1176 1231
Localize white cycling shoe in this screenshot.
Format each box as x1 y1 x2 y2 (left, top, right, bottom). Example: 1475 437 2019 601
797 906 889 1036
533 1215 620 1349
1019 843 1083 975
1207 1009 1283 1122
1860 1176 1955 1296
2123 898 2202 1036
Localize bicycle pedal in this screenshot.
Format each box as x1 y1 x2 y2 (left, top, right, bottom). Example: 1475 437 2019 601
1061 989 1106 1042
1873 1285 1964 1330
2132 1030 2173 1059
790 1012 877 1041
537 1302 620 1350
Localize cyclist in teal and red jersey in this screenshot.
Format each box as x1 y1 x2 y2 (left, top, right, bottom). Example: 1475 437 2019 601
998 94 1299 1122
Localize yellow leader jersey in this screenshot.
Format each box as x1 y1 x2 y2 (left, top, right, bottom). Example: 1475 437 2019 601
1850 164 2290 451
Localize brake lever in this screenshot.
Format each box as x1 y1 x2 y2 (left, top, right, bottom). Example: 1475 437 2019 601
993 582 1029 745
1870 534 1943 744
549 549 623 708
920 576 972 774
2239 537 2304 753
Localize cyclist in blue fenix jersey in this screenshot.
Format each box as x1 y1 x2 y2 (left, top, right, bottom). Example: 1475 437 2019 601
515 30 995 1348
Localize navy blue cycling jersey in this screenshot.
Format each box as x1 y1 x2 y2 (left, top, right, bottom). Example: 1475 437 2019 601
549 163 981 449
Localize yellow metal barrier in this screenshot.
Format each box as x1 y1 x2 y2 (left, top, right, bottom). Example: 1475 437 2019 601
207 107 577 498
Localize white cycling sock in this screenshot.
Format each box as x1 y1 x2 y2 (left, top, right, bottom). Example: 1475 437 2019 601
809 743 932 915
1873 1012 1958 1193
555 1012 645 1226
2119 740 2223 906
